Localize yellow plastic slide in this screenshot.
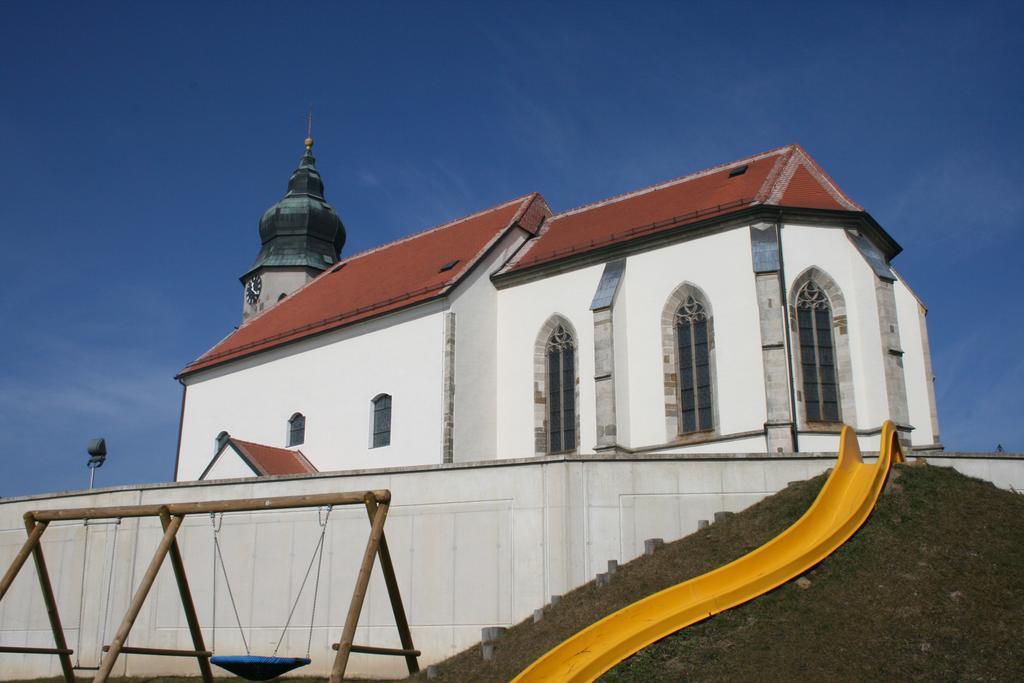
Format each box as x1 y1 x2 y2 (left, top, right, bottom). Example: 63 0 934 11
513 422 904 682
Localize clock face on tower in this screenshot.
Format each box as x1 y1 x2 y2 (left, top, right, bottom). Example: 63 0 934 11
245 274 263 305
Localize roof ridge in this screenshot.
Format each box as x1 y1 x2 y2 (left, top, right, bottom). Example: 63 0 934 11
550 145 793 220
763 145 862 211
338 194 534 263
753 146 797 203
789 144 863 211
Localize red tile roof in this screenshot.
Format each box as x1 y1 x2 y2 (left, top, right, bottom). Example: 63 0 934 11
230 438 318 476
181 145 859 376
181 193 549 376
503 144 861 273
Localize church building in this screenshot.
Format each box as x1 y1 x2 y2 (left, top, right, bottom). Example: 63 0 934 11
174 139 940 481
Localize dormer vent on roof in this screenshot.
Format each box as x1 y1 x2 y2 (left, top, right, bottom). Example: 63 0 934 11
242 137 347 279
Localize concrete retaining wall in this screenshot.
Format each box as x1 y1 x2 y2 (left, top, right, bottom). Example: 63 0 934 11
0 452 1019 679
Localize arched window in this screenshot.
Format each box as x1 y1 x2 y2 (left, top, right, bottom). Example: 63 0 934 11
796 282 839 422
546 324 577 453
215 431 230 454
675 296 713 433
287 413 305 447
662 283 718 440
371 394 392 448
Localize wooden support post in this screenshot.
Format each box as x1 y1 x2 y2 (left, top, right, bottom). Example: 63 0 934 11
159 510 214 683
364 498 419 674
329 496 389 683
0 520 47 601
95 509 182 683
22 516 75 683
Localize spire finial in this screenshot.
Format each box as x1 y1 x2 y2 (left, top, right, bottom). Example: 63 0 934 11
304 107 314 150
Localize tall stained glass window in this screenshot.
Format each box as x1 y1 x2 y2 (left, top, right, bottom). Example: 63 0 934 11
796 282 840 422
546 325 576 452
675 296 713 433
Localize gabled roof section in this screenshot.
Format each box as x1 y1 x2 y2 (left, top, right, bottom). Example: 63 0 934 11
199 437 318 479
231 438 318 476
502 144 862 273
181 193 548 376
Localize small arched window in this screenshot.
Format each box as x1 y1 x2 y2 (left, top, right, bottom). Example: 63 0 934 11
215 431 230 454
288 413 306 447
675 296 713 433
796 282 840 422
546 325 577 453
371 394 392 448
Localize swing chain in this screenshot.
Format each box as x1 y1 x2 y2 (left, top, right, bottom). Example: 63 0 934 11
209 513 218 653
272 505 333 657
306 505 332 657
210 511 251 655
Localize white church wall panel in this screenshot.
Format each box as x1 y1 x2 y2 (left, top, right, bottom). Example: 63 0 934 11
495 265 603 459
201 448 256 479
1 454 1020 680
177 302 447 481
615 227 767 449
781 224 889 439
893 279 936 446
448 229 529 462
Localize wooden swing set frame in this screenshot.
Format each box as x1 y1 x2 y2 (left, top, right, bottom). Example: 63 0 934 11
0 489 419 682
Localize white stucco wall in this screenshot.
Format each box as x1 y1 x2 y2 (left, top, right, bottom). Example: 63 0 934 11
782 224 889 434
177 302 446 481
893 279 937 446
613 228 766 448
201 448 258 480
495 264 603 458
496 222 928 458
448 229 529 461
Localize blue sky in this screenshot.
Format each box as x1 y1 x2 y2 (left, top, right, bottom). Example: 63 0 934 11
1 2 1021 496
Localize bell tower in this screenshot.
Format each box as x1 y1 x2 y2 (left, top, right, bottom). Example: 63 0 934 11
241 135 346 320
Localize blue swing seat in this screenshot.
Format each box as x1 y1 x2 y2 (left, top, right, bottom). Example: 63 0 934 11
211 655 312 681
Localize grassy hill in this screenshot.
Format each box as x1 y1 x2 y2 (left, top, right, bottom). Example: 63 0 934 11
419 462 1024 682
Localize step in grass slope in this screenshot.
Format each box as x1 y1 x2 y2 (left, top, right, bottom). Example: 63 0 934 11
419 463 1024 682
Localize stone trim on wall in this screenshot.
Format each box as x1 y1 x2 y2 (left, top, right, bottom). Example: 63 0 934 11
592 307 617 449
442 312 456 463
661 282 720 442
534 314 581 456
917 303 941 445
788 267 857 430
754 272 796 453
874 279 911 435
